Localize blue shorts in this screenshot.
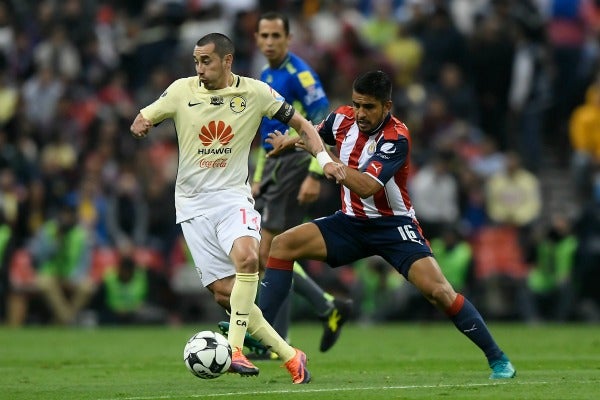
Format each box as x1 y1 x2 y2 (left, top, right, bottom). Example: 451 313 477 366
313 211 432 278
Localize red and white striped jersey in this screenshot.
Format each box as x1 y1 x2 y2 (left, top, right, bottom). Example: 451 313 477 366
317 105 416 219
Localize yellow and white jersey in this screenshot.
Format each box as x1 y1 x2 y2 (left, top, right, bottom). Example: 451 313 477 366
140 74 286 223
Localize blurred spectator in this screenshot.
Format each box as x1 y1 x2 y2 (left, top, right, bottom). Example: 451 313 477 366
382 22 423 90
507 14 552 172
0 168 20 228
359 0 398 49
15 179 48 248
134 65 174 110
106 168 148 248
289 17 333 94
32 23 81 82
326 23 393 100
469 135 506 179
457 166 489 235
417 94 455 151
569 77 600 201
0 210 14 321
0 66 18 127
39 130 78 182
355 256 408 322
21 65 64 135
485 150 542 270
572 171 600 321
430 225 473 294
545 0 587 121
433 62 479 125
143 175 178 260
468 13 514 150
95 244 166 325
522 214 578 322
65 175 109 247
28 203 95 325
485 151 542 233
410 151 460 239
419 5 468 88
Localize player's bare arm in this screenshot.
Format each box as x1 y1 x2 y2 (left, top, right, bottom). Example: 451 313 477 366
266 128 345 183
271 106 345 182
329 153 383 198
130 113 153 138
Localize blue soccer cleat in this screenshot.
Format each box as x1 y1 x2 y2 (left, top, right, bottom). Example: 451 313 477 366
489 354 516 379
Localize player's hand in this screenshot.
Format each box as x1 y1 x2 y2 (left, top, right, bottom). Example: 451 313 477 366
323 162 346 183
298 175 320 205
130 114 153 138
265 130 300 157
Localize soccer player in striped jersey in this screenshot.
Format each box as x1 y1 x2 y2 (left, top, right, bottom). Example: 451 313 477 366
259 70 516 380
130 33 345 383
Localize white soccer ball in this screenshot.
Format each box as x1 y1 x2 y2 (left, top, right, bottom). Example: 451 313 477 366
183 330 232 379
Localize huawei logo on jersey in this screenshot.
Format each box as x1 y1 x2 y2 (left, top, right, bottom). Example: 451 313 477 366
366 161 383 177
199 120 234 146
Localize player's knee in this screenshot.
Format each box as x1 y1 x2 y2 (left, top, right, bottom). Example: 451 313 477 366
429 283 456 308
236 253 259 273
269 233 291 257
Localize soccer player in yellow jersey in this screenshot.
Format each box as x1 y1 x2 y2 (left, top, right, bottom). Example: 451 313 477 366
130 33 345 384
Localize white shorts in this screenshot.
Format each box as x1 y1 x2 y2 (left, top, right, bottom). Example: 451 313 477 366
180 200 261 287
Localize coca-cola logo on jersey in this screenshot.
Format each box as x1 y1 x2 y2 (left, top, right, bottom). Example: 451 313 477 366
199 158 228 168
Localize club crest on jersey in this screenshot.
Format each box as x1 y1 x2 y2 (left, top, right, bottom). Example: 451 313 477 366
229 96 247 113
366 161 383 177
210 95 224 105
367 140 377 156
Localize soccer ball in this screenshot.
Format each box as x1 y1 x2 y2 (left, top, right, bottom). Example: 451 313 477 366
183 330 232 379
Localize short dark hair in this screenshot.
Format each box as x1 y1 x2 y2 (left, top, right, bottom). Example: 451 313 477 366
196 33 235 58
353 70 392 104
256 11 290 35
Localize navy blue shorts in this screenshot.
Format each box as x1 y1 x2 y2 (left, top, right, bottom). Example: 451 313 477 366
313 211 432 278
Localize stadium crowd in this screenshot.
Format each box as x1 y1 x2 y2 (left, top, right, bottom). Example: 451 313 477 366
1 0 600 326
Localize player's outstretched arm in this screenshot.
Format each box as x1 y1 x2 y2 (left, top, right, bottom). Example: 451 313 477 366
286 113 346 182
265 130 300 156
130 113 153 138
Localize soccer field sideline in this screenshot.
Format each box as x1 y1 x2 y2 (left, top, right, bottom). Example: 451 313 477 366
96 379 595 400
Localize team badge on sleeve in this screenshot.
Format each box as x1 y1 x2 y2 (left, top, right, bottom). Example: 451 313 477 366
269 87 285 102
380 142 396 154
366 161 383 177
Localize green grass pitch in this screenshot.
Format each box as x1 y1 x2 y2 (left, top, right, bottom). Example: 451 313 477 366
0 323 598 400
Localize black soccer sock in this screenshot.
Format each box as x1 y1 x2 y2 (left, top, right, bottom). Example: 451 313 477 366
292 263 333 316
447 294 503 363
